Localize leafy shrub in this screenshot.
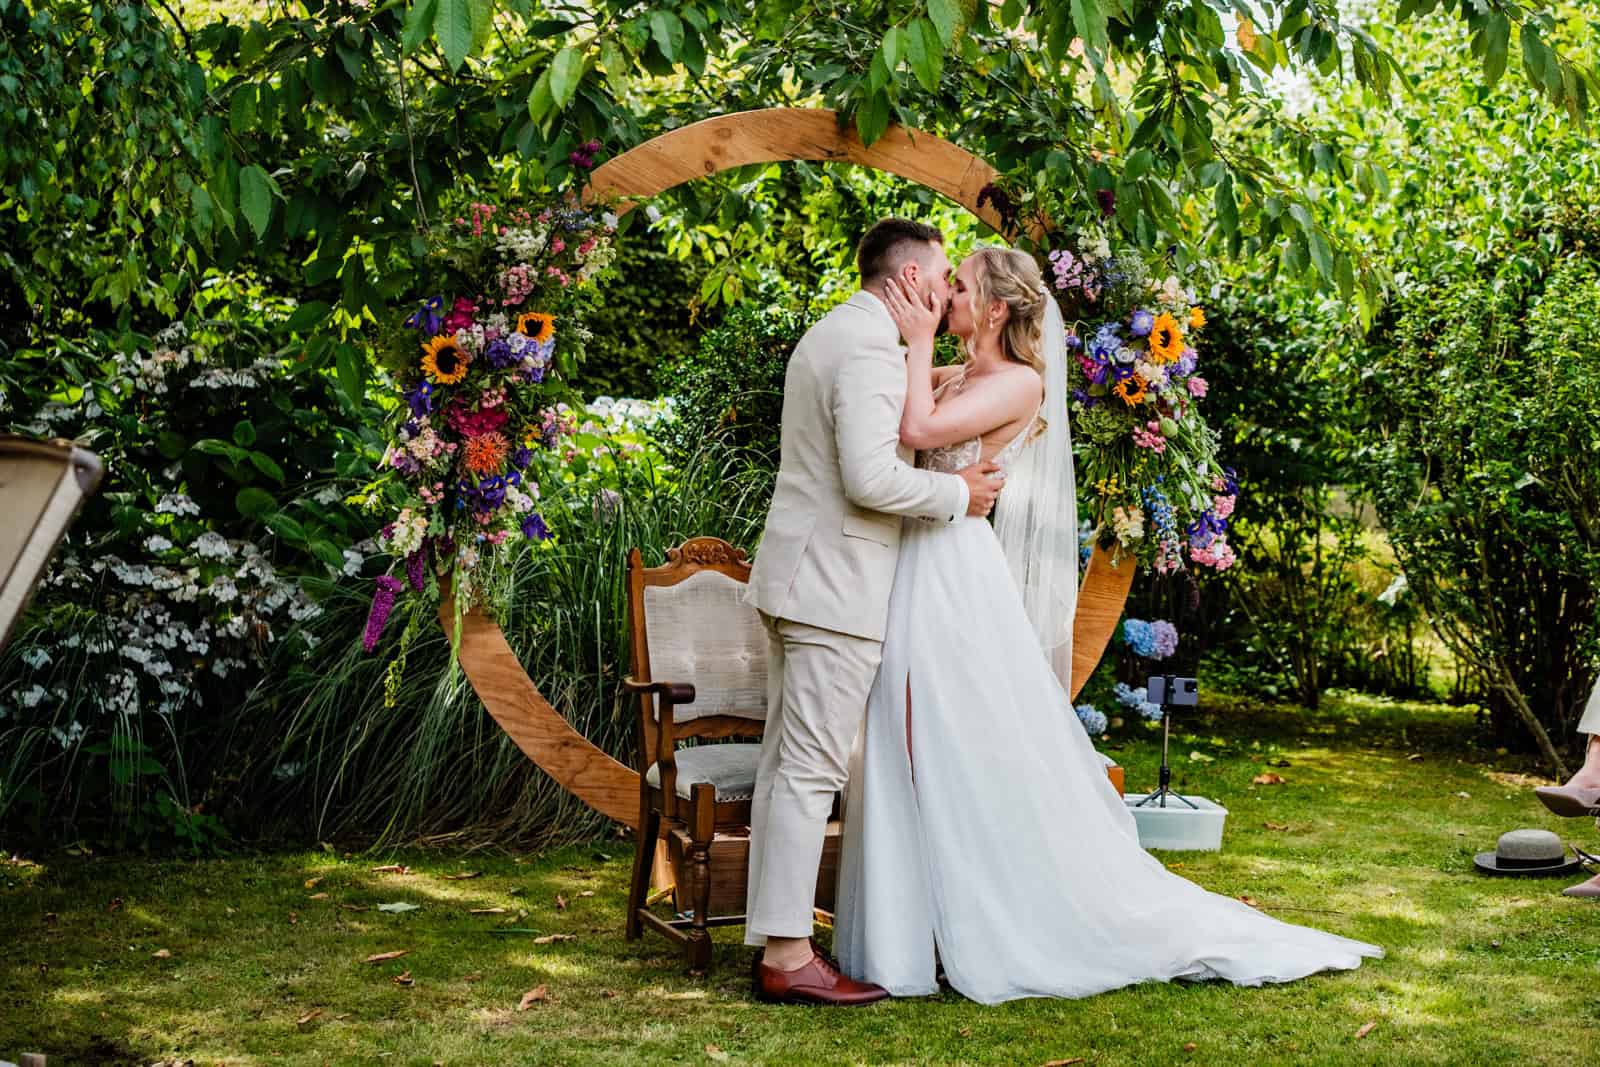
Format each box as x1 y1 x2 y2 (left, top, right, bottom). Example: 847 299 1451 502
656 303 805 465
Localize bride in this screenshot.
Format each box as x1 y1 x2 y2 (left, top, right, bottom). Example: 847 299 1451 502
831 246 1382 1004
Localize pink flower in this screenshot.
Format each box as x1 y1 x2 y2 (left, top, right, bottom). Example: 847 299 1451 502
1186 376 1209 398
1132 420 1167 453
1213 494 1235 520
550 238 566 254
442 296 477 333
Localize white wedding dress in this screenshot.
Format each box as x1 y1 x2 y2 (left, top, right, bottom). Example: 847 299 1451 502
832 393 1383 1005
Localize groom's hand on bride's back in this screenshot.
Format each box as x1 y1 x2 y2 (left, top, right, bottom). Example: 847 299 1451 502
959 461 1005 517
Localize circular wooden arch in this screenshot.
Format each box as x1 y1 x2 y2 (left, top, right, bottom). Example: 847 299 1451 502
442 108 1134 828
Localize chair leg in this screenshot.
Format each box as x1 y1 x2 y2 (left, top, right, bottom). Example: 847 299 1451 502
686 783 715 975
627 805 660 942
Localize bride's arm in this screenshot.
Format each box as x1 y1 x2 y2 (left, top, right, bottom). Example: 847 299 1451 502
883 280 1042 450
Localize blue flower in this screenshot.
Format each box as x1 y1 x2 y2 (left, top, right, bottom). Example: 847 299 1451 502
1113 682 1146 708
404 295 444 335
511 446 532 469
1124 618 1158 658
1075 704 1108 736
1129 309 1155 337
1139 700 1165 722
521 512 551 541
1088 322 1123 363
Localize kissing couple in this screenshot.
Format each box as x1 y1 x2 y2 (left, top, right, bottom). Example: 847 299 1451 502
741 218 1382 1005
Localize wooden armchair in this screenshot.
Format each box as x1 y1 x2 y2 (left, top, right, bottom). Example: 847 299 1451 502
624 536 769 973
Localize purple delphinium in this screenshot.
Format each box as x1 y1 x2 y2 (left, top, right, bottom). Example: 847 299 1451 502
362 575 405 652
405 546 428 592
521 512 551 541
510 445 532 470
483 337 518 370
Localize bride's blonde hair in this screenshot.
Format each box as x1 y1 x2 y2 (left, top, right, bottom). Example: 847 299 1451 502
963 246 1048 377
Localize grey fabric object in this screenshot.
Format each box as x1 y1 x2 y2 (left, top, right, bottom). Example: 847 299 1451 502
646 742 763 803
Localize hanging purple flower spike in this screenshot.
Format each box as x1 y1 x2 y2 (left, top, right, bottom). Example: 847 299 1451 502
405 547 428 592
362 575 404 652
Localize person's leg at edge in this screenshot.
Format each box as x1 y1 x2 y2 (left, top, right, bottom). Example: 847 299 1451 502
746 617 881 974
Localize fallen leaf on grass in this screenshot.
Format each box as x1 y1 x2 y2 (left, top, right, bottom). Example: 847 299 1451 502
1042 1059 1085 1066
1454 791 1471 799
340 904 371 912
1252 773 1286 785
152 948 173 959
1264 821 1290 831
517 985 550 1010
600 989 617 999
392 970 414 986
1187 751 1215 763
364 950 409 964
555 894 569 911
288 912 298 924
441 871 482 880
1238 895 1260 908
1355 1021 1377 1039
371 864 410 875
508 887 526 897
470 907 508 915
463 972 483 982
107 897 124 913
308 892 329 901
377 902 420 913
304 877 323 889
296 1009 323 1028
705 1045 729 1062
579 891 595 898
1407 753 1423 761
1183 1042 1198 1052
533 934 576 945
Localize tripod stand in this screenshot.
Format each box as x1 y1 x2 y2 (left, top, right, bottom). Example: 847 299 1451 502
1133 673 1198 810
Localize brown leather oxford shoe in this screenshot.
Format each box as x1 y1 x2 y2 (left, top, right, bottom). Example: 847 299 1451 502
751 945 889 1006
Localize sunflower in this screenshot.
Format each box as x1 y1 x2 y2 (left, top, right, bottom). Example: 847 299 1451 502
463 431 510 476
515 311 556 344
420 334 471 385
1147 312 1184 364
1188 306 1207 330
1113 374 1149 407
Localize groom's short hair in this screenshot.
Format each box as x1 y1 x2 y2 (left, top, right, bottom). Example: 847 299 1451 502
857 218 943 286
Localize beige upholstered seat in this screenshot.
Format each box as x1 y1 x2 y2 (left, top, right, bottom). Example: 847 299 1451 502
645 743 762 803
0 436 103 652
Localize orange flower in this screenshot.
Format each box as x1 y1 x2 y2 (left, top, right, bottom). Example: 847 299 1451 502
1147 312 1184 364
516 311 556 344
1188 306 1207 330
1113 374 1149 406
463 432 509 476
421 334 471 384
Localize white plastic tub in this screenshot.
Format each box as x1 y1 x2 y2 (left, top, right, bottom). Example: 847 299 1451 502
1123 794 1229 851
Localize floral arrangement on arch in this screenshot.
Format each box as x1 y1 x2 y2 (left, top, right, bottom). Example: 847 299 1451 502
361 173 618 653
1045 227 1238 574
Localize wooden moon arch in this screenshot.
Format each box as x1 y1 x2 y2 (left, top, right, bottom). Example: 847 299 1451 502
440 108 1135 829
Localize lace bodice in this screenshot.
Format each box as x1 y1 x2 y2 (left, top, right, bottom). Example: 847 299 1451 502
915 372 1038 475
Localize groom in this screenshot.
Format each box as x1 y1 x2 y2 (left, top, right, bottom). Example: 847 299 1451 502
743 218 1004 1005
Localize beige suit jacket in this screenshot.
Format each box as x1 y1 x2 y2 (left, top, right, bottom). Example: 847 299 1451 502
746 290 968 641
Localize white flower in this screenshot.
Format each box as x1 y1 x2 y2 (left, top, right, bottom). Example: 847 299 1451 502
313 485 343 506
50 720 86 748
208 576 240 603
602 211 619 229
145 535 174 553
644 204 662 223
19 684 47 708
156 493 201 517
341 549 364 577
21 647 50 669
193 532 235 560
271 761 305 782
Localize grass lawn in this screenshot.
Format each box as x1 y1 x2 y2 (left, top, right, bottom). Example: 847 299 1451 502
4 690 1598 1066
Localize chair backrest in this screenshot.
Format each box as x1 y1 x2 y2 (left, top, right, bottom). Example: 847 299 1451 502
0 436 103 653
628 537 767 729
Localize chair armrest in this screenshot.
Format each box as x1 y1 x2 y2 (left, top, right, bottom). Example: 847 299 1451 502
623 677 696 706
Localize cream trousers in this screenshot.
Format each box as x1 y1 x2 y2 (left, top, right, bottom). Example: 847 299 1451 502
1579 675 1600 736
745 613 881 946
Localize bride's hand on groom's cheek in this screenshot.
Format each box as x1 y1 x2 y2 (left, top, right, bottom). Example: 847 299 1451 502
884 278 940 350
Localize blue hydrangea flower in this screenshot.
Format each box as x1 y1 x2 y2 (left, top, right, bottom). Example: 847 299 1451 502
1113 682 1147 708
1151 620 1179 659
1088 322 1123 363
1140 700 1165 722
1129 308 1155 337
1123 618 1157 658
1075 704 1108 736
